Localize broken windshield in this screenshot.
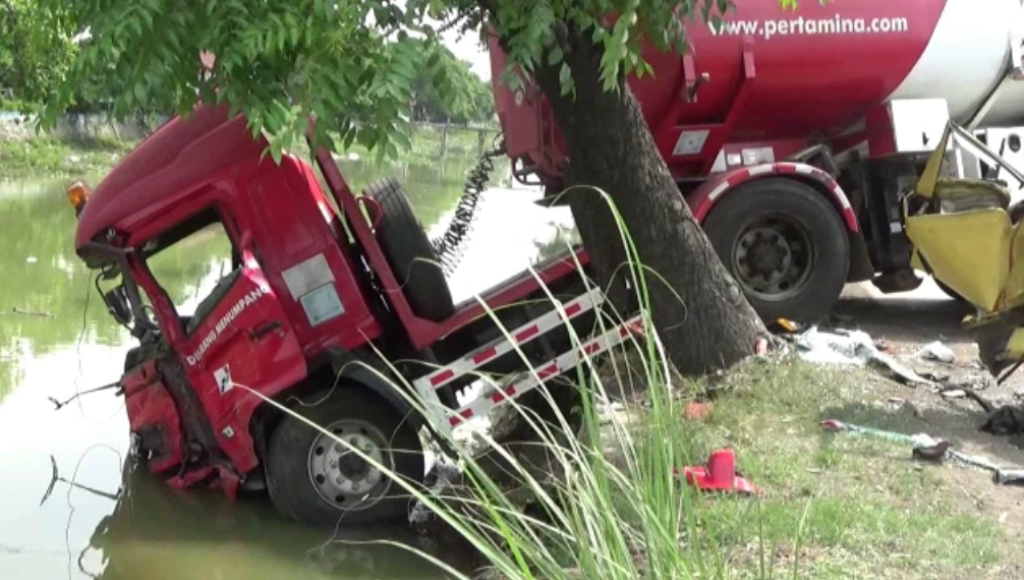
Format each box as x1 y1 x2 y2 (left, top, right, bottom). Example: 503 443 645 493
138 208 241 336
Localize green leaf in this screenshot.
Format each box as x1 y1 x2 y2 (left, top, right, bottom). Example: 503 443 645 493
547 47 563 66
558 62 572 96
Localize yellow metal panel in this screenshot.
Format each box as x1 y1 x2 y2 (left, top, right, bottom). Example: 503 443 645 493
1003 328 1024 364
904 210 1011 311
914 124 952 199
910 248 924 271
1002 224 1024 309
932 178 1010 211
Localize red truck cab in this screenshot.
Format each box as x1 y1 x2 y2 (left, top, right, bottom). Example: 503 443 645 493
69 103 640 526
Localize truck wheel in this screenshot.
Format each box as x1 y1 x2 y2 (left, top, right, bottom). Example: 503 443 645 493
265 388 424 527
366 177 455 322
703 177 850 324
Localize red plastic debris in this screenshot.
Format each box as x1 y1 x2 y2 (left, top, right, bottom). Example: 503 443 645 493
674 449 760 495
755 338 769 356
684 401 714 421
819 419 844 432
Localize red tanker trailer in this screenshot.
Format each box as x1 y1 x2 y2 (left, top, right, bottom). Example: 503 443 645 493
489 0 1024 322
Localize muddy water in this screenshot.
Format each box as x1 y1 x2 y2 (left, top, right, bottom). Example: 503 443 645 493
0 156 574 580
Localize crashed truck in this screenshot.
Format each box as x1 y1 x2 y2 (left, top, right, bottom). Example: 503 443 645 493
66 103 643 527
488 0 1024 323
63 0 1024 529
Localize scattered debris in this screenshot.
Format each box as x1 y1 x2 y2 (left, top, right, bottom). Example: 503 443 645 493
410 459 462 525
754 338 769 356
953 387 1024 445
768 318 801 334
912 437 950 462
821 419 1024 486
48 380 122 411
674 449 759 495
919 370 951 383
916 341 956 364
39 455 119 506
684 402 714 421
792 326 933 386
981 406 1024 444
941 389 967 400
995 469 1024 485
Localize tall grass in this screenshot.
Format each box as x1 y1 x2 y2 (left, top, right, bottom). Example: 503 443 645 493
241 188 794 580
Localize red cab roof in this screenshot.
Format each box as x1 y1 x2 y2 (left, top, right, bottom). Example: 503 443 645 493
75 103 267 251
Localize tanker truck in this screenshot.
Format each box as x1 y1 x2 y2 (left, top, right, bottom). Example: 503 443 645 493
487 0 1024 323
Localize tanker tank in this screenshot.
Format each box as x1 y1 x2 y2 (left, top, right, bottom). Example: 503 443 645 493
628 0 1024 141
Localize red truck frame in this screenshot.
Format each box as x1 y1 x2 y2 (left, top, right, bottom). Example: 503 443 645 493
70 103 642 527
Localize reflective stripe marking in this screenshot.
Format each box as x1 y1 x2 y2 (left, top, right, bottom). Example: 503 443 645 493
447 315 645 427
515 326 540 343
708 181 731 201
472 347 498 364
429 369 455 387
413 288 605 392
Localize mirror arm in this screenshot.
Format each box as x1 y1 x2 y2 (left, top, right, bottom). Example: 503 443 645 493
81 241 157 338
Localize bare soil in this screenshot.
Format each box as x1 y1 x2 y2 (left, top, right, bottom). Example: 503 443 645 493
835 281 1024 557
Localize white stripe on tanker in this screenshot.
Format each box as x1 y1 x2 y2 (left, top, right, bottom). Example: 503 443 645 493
887 0 1024 128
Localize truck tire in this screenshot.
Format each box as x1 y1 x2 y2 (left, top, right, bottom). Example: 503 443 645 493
702 177 850 324
265 387 424 527
366 177 455 322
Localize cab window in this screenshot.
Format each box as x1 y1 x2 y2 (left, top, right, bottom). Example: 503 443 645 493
140 208 241 335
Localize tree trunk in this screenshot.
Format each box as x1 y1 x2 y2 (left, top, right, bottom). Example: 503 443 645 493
534 35 767 376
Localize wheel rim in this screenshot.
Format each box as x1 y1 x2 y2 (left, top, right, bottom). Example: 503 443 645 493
730 215 815 302
307 419 393 511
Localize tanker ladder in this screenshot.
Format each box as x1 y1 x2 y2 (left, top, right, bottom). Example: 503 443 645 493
411 287 646 437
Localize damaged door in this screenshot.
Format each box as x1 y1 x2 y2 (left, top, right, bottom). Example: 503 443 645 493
142 209 306 479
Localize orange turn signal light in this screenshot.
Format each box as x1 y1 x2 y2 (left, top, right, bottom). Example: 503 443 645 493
67 181 91 214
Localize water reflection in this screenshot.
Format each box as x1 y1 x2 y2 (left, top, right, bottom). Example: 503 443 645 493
0 155 574 579
85 459 446 580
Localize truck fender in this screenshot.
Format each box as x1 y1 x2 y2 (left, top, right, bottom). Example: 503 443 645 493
689 162 859 233
310 348 428 434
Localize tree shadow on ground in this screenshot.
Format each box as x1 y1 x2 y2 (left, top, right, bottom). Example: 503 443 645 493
833 294 974 347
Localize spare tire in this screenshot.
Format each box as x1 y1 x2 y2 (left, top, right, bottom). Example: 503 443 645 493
366 177 455 322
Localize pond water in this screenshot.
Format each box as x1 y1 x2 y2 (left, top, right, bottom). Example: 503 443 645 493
0 155 575 580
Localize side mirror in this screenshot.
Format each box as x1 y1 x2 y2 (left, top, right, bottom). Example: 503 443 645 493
104 285 133 326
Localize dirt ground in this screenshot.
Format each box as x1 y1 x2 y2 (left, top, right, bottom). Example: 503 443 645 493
833 279 1024 574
